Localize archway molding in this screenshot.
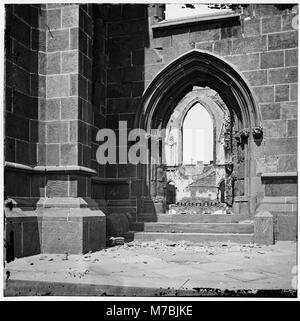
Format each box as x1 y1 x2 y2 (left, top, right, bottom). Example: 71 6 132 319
134 49 262 216
135 49 262 132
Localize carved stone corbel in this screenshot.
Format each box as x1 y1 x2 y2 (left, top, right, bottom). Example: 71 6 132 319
240 128 250 139
252 126 263 139
235 128 250 144
225 161 234 175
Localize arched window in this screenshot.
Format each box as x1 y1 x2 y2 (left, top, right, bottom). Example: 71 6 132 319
182 103 213 165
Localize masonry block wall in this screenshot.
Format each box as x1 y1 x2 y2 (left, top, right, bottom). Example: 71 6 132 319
100 4 150 216
4 4 298 251
5 3 106 201
98 4 298 238
4 4 106 256
5 4 40 197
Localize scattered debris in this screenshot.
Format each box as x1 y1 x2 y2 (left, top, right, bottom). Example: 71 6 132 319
166 242 176 247
62 251 69 261
109 237 125 247
39 255 48 261
67 269 89 278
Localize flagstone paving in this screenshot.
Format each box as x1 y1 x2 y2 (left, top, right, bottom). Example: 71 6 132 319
4 240 297 295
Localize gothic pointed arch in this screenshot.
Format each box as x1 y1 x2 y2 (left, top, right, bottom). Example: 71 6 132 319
134 49 262 132
135 49 263 216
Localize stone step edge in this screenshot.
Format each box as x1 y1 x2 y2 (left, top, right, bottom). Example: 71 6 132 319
138 213 249 216
131 220 254 225
126 231 254 236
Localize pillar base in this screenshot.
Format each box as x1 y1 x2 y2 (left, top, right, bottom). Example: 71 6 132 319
5 197 106 259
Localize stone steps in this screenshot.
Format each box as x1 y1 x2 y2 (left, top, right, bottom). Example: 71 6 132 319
131 212 254 244
130 222 254 234
126 231 254 244
138 213 250 223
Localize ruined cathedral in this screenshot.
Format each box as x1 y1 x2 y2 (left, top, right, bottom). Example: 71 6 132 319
4 3 298 259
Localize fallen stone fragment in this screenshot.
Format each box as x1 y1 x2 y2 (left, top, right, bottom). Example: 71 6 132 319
166 242 176 247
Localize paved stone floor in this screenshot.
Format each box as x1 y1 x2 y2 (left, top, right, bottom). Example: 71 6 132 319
5 240 297 295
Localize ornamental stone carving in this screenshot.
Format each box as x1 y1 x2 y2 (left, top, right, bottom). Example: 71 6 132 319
252 126 263 139
223 115 232 150
234 128 250 144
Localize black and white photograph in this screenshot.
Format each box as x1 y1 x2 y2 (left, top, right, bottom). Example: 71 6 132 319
1 1 299 304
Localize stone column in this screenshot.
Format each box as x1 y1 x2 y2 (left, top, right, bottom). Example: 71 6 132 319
37 4 105 253
37 4 95 199
5 4 106 257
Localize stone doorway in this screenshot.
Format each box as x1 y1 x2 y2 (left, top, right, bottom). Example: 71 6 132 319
163 87 229 214
166 181 176 205
135 50 263 218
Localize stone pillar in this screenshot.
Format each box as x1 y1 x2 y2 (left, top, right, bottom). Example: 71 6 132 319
254 211 274 245
4 4 106 257
38 4 95 196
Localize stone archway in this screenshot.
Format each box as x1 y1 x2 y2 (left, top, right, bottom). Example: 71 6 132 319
164 88 229 166
135 49 263 217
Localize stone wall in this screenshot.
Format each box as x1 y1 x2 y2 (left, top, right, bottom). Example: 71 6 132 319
4 4 298 248
98 4 298 238
5 4 40 196
4 4 107 257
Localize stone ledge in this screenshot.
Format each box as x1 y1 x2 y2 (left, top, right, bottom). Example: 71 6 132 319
259 196 297 204
6 208 105 222
257 202 297 213
5 162 97 175
6 197 104 209
152 12 240 31
91 177 131 184
37 197 100 209
261 172 298 178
